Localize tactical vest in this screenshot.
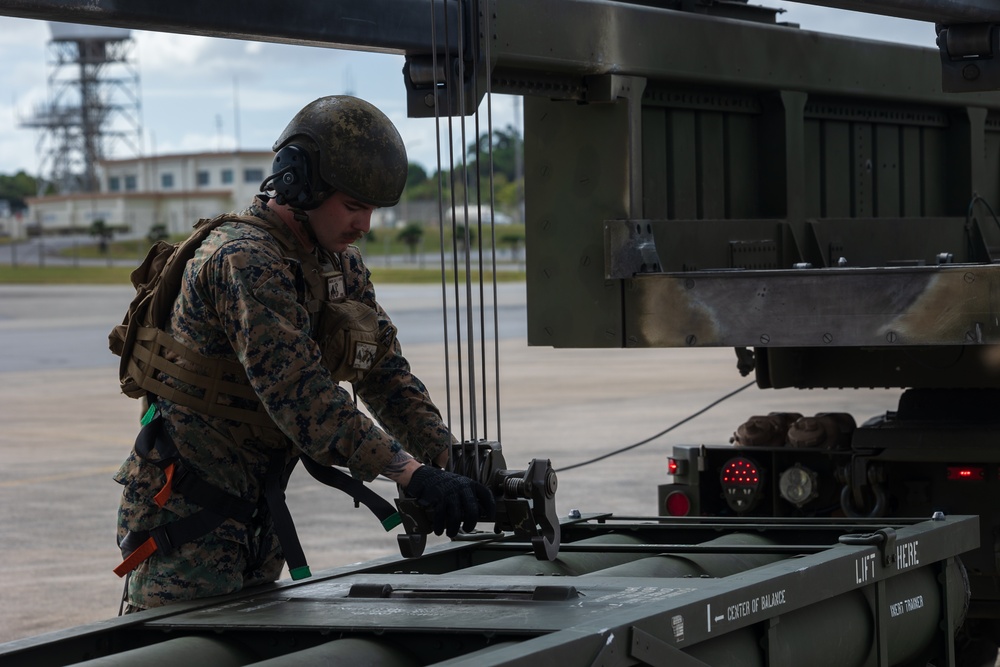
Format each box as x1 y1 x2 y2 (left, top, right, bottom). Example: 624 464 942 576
111 212 401 584
110 212 396 428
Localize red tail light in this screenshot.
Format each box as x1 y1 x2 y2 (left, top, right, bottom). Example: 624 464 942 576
947 466 985 481
665 491 692 516
667 458 687 476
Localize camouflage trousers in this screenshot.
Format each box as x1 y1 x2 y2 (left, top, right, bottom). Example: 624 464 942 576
117 502 285 611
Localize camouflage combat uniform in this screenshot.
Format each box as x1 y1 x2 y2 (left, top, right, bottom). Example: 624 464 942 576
115 196 452 609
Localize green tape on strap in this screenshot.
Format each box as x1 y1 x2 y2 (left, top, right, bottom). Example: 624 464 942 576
140 403 157 426
381 512 402 532
289 565 312 581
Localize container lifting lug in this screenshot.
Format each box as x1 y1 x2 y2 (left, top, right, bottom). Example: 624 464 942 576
839 527 898 568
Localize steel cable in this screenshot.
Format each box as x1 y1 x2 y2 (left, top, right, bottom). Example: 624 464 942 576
430 0 503 455
556 380 757 473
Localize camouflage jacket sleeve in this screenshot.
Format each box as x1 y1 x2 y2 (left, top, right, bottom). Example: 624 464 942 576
190 226 402 481
342 248 454 464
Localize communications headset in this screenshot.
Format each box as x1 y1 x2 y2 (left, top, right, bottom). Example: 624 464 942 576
261 143 327 211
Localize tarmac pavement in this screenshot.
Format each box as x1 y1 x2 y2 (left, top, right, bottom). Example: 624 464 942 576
0 284 904 643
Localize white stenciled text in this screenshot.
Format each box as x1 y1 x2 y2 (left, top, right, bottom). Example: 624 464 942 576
855 552 877 584
725 589 786 623
889 595 924 618
896 540 919 570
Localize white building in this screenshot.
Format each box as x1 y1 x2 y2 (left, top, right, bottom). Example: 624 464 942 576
25 149 403 238
26 151 274 238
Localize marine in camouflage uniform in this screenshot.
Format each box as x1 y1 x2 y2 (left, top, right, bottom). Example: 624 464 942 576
114 96 492 610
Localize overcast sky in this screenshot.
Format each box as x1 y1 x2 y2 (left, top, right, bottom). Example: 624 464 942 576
0 2 938 179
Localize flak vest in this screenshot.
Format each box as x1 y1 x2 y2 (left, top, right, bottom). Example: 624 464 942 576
111 213 400 582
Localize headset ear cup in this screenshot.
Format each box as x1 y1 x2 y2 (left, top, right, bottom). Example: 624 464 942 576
271 144 312 207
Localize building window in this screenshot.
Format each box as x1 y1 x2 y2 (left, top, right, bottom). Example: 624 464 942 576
108 176 121 192
221 169 234 185
161 173 175 189
125 175 137 191
197 170 210 187
244 168 264 184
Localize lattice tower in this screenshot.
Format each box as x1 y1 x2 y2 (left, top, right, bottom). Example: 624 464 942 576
20 22 142 194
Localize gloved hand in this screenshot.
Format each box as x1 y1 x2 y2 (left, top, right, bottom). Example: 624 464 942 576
404 465 496 538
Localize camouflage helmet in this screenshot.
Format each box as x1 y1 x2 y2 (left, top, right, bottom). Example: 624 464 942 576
271 96 408 208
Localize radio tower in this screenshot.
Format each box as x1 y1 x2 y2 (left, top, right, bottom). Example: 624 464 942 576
21 22 142 194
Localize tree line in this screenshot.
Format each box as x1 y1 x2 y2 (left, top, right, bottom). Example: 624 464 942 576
0 171 47 214
404 124 523 210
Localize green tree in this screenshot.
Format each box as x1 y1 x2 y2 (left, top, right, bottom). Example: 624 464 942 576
406 163 429 189
147 223 169 244
455 223 476 254
469 125 523 183
0 171 46 212
401 127 524 210
406 168 449 200
500 229 525 260
397 222 424 261
494 179 522 213
443 126 525 218
90 219 113 254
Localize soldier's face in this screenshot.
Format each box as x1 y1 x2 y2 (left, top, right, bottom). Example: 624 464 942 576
312 191 376 252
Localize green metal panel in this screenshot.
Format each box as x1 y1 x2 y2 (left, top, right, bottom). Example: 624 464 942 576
668 109 699 220
725 113 760 219
900 126 922 216
821 121 852 218
852 123 874 217
942 108 983 212
922 128 949 216
985 114 1000 207
698 111 726 220
807 218 974 265
758 93 795 220
637 220 789 274
525 96 627 348
641 106 668 219
804 119 823 219
875 124 901 217
783 92 809 225
967 107 989 197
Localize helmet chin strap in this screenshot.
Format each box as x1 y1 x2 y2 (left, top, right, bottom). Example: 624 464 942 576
260 193 321 250
290 206 319 247
289 187 338 250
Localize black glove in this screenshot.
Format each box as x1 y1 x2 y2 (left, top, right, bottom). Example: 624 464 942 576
404 466 496 538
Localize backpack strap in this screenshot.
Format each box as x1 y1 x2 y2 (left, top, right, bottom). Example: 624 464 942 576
299 456 400 531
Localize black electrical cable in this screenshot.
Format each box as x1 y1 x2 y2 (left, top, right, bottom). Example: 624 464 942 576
556 380 756 473
966 192 1000 235
966 192 1000 263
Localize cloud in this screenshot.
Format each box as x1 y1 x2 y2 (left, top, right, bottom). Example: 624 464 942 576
769 1 937 46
